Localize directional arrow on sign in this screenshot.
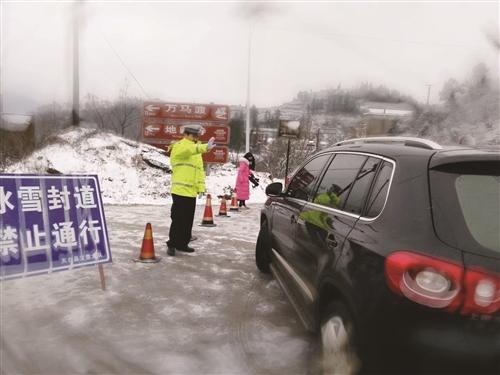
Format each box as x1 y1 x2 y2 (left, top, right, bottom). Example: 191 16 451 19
145 104 160 112
145 125 161 133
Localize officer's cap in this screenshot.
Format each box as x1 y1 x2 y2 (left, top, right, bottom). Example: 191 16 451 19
183 124 202 136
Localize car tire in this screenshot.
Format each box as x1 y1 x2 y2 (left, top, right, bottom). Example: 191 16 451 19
321 301 361 375
255 221 271 274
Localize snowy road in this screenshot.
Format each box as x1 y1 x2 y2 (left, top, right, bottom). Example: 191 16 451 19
1 204 319 374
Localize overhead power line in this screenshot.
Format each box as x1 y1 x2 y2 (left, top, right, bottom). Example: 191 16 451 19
98 26 151 99
268 26 473 50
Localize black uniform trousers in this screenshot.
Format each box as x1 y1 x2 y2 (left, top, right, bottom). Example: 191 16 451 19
167 194 196 250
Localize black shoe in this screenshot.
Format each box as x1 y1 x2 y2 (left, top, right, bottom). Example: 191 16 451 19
190 236 198 242
177 246 195 253
167 246 176 256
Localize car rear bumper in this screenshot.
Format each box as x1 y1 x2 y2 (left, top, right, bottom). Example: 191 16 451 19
408 321 500 363
367 305 500 371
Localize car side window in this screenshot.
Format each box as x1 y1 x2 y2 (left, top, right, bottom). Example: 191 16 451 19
364 161 393 218
286 154 331 201
343 157 381 215
313 154 367 210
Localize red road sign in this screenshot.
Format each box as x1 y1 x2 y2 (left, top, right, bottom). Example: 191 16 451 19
147 143 170 152
202 146 229 164
143 119 230 144
142 101 231 163
147 144 229 164
143 102 230 122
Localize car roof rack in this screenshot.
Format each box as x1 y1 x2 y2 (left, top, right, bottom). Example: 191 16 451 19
334 137 443 150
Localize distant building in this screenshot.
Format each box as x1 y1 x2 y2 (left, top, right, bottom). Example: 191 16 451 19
1 113 35 160
279 100 306 121
229 105 245 119
251 127 278 146
355 101 415 137
360 101 415 117
1 113 32 131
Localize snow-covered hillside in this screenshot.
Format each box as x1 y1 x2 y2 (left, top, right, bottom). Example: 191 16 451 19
4 127 273 205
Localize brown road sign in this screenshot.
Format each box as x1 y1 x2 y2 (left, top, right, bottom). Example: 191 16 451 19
143 119 230 144
147 144 229 164
202 146 229 164
142 102 231 163
143 102 230 122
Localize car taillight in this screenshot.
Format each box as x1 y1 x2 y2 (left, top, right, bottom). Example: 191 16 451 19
461 268 500 315
385 251 500 315
385 251 463 311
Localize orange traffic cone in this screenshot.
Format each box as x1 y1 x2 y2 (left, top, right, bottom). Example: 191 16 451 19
134 223 161 263
217 196 230 217
229 191 239 212
200 194 217 227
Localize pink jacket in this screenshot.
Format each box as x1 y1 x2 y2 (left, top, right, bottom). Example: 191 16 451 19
235 158 250 200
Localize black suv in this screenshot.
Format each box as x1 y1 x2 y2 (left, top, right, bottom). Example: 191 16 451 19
255 137 499 374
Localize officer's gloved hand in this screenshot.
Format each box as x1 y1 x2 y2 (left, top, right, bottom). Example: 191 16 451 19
207 137 216 150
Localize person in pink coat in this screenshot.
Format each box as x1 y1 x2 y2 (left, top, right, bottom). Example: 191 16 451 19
235 152 255 208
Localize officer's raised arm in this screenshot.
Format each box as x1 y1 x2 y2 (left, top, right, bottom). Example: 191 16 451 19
172 125 214 159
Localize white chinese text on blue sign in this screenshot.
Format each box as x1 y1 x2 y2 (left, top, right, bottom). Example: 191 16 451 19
0 174 112 280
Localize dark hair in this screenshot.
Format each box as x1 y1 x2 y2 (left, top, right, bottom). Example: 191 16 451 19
244 152 256 170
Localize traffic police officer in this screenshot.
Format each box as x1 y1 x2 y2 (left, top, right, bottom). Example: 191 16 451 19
188 141 206 242
167 125 215 256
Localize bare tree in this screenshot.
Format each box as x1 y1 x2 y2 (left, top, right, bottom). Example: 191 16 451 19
83 94 110 130
81 80 142 139
33 101 72 141
109 83 141 137
258 136 315 178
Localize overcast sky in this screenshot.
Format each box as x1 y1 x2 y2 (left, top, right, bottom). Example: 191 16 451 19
1 1 498 113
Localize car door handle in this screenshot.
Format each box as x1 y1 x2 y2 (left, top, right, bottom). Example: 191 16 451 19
326 234 338 248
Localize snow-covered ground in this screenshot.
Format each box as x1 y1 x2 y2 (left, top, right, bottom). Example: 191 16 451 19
4 127 274 205
0 204 318 374
1 128 316 374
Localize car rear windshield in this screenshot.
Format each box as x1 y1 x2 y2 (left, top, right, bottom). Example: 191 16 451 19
430 161 500 257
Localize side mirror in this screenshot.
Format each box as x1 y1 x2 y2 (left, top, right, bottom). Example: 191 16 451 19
265 182 283 197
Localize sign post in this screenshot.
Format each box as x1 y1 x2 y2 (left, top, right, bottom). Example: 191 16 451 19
285 138 291 183
98 263 106 291
278 120 302 183
0 174 112 287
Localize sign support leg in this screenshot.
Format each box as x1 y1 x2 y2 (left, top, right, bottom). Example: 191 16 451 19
285 138 291 182
98 264 106 291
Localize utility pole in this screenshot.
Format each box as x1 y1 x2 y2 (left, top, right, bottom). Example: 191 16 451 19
245 26 253 153
72 1 80 126
425 84 432 106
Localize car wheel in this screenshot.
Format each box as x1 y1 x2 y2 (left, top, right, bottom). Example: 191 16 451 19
321 301 361 375
255 221 271 274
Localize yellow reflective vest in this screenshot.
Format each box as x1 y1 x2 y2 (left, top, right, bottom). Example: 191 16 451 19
170 138 208 197
299 192 341 231
194 146 206 194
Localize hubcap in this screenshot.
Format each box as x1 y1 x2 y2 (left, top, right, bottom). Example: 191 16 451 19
321 315 359 375
322 316 349 354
